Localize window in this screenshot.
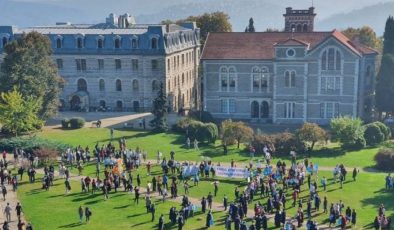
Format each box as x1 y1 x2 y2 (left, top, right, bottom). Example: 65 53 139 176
98 59 104 70
116 79 122 91
252 67 269 92
76 37 84 49
132 59 138 70
182 54 185 66
116 101 123 111
115 59 122 70
56 59 63 69
284 102 295 118
97 39 104 49
2 37 7 47
182 74 185 85
285 71 296 88
152 80 160 91
56 38 62 49
131 38 138 49
114 38 121 49
321 76 341 92
151 37 158 49
220 66 237 92
320 102 339 118
151 59 159 70
221 99 236 113
132 79 139 91
167 59 171 72
75 59 87 72
99 79 105 91
77 78 87 91
321 48 341 71
286 48 295 57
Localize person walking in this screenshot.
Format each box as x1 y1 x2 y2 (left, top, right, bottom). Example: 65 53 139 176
78 206 84 223
3 203 11 223
1 185 7 201
85 207 91 223
206 210 214 228
352 168 358 181
15 202 22 222
351 209 357 228
150 204 156 222
158 214 164 230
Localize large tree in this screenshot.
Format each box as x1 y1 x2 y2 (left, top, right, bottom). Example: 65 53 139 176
221 120 254 148
164 11 232 45
0 88 43 136
150 82 169 132
245 17 255 32
376 54 394 117
296 122 327 152
342 26 382 51
383 16 394 55
0 32 63 120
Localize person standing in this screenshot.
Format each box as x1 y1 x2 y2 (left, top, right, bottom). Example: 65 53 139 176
78 206 84 223
2 185 7 201
150 204 156 222
207 192 213 210
110 128 114 140
65 178 71 194
351 209 357 227
85 207 91 223
158 214 164 230
206 210 214 228
223 195 228 211
201 197 207 213
3 203 11 223
213 181 219 197
194 139 199 150
15 202 22 221
352 168 358 181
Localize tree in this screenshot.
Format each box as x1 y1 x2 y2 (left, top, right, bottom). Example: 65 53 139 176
342 26 382 51
221 120 254 148
245 17 255 32
0 32 63 120
330 116 366 149
296 122 327 152
383 16 394 55
0 88 43 136
150 82 168 132
376 54 394 117
164 12 232 45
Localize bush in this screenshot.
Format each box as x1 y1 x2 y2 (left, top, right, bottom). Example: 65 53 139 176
69 117 85 129
273 132 305 155
251 135 275 155
189 110 215 123
61 118 70 129
172 117 196 134
296 122 327 151
374 121 391 140
33 147 59 166
374 148 394 171
364 123 385 146
221 120 254 148
0 136 67 153
330 116 366 149
202 123 219 143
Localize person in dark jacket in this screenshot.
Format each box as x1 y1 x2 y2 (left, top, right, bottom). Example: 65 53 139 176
158 214 164 230
206 210 214 228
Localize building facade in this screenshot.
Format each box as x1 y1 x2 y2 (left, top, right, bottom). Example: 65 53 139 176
0 13 201 112
201 8 377 124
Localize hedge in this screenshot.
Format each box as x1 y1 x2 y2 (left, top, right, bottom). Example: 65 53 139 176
0 136 67 153
374 148 394 171
69 117 86 129
364 123 385 146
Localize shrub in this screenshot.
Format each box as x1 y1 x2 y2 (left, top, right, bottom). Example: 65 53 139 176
251 134 275 155
364 123 385 146
189 110 215 123
221 120 254 148
61 118 70 129
69 117 85 129
374 121 391 140
330 116 366 149
33 147 59 166
296 122 327 151
273 132 305 155
202 123 219 143
374 148 394 171
0 136 67 153
172 117 196 133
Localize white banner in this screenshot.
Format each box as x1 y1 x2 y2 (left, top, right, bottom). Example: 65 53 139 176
182 165 199 177
214 166 249 179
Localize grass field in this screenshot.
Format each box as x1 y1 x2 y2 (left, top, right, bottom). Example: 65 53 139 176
13 127 391 229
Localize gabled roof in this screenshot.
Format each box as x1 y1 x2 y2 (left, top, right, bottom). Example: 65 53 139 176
201 30 378 60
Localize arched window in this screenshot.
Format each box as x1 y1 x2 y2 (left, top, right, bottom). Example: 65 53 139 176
131 38 138 49
99 79 105 91
77 78 87 91
285 70 296 88
116 101 123 111
261 101 269 118
296 24 302 32
291 24 296 32
2 37 7 47
321 48 342 71
252 67 269 92
220 66 237 92
251 101 259 118
77 37 84 48
56 38 62 49
152 80 160 91
132 79 139 91
151 38 158 49
97 39 104 49
303 24 308 32
114 38 121 49
167 59 171 72
182 74 185 85
99 100 106 108
116 79 122 91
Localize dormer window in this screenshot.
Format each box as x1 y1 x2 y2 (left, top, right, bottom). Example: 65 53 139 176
56 38 62 49
151 37 158 49
97 38 104 49
286 48 296 58
76 37 84 49
114 37 121 49
131 37 138 49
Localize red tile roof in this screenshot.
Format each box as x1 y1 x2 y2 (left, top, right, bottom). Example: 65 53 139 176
201 30 378 60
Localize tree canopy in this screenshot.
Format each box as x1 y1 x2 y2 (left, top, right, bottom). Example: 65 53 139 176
0 88 43 136
296 122 327 152
150 82 169 132
376 54 394 116
0 32 63 120
245 17 255 32
342 26 382 51
383 16 394 55
330 116 366 149
221 120 254 148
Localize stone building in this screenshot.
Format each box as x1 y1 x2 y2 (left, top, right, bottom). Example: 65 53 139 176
201 7 378 124
0 13 201 112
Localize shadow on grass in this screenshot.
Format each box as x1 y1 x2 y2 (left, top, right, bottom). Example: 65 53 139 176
58 222 83 228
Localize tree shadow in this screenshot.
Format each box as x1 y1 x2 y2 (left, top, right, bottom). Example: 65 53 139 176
58 222 83 228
